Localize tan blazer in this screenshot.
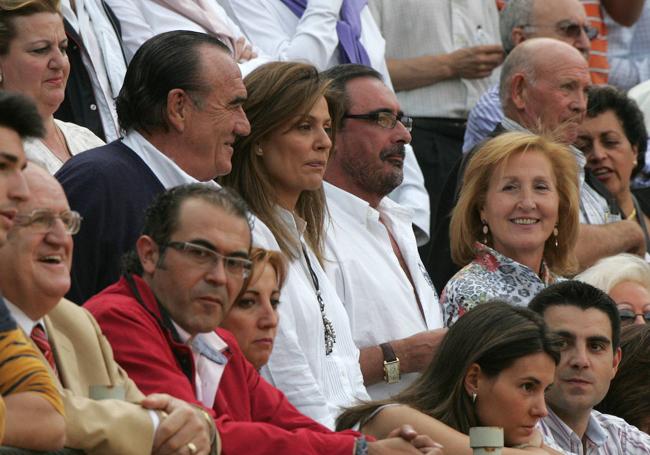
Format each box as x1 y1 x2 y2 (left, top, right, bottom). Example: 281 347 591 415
44 299 154 455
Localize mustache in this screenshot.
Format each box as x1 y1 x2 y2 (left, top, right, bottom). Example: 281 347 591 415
379 144 406 161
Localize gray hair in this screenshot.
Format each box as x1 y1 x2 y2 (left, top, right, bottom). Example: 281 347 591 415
500 0 535 54
576 253 650 295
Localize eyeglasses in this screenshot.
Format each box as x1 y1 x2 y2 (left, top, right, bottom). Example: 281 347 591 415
523 20 599 41
165 241 252 279
14 209 82 234
619 309 650 325
344 111 413 132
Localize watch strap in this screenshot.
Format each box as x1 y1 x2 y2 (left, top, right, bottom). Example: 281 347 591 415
380 342 397 362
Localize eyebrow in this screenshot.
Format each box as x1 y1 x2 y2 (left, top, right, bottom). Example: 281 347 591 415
189 238 250 259
228 96 247 107
587 335 612 345
0 152 18 164
520 376 542 384
555 330 612 344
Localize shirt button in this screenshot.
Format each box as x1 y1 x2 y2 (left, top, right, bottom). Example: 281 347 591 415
89 103 97 111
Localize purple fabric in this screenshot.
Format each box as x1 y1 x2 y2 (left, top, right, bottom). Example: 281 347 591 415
279 0 372 66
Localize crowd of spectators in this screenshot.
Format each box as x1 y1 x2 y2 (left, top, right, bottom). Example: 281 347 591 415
0 0 649 454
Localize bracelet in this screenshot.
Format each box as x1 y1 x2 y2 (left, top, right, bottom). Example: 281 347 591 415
193 406 217 451
354 436 368 455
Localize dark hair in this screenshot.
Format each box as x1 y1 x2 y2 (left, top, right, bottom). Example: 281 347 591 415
0 0 60 55
596 324 650 429
220 62 338 263
585 85 648 179
122 184 252 275
337 301 560 434
0 91 44 138
320 64 383 114
529 280 621 349
116 31 230 135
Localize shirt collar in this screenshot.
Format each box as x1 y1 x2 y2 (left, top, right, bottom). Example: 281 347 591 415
122 130 220 190
473 242 554 284
4 298 45 335
547 408 608 448
276 205 307 236
324 181 413 225
171 320 229 365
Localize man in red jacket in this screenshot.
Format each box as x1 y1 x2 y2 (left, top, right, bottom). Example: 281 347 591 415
85 184 442 455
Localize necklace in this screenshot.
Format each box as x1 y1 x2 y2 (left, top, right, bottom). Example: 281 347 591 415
301 245 336 355
53 124 71 158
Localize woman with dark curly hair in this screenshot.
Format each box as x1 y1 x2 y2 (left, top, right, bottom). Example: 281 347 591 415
576 85 650 253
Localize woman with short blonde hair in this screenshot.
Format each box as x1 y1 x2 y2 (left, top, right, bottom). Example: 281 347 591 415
442 132 580 325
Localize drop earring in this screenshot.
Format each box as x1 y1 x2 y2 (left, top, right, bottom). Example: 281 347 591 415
553 225 559 248
472 391 477 404
255 145 263 156
481 220 489 244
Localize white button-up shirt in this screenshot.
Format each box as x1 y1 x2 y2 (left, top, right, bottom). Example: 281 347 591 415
323 183 442 399
121 130 220 190
253 207 369 430
369 0 501 119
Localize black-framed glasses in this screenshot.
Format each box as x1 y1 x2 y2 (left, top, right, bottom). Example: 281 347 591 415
14 209 82 235
344 111 413 132
619 309 650 325
523 20 599 41
165 241 252 279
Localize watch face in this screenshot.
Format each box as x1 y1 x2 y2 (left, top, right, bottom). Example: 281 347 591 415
385 362 400 384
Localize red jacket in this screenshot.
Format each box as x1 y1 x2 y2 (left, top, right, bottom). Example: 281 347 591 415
85 275 362 454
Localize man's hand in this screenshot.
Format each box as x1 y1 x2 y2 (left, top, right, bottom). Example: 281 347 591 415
142 393 212 455
394 328 448 374
448 45 504 79
368 424 444 454
234 36 257 62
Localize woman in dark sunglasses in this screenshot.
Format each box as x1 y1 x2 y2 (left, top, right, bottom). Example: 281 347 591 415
577 253 650 326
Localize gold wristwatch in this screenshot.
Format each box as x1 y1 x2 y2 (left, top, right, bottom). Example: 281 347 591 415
380 342 400 384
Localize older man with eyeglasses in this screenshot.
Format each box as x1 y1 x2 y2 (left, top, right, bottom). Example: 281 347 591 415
0 163 216 455
463 0 597 154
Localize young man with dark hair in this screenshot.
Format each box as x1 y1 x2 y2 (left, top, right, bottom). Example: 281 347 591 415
529 281 650 453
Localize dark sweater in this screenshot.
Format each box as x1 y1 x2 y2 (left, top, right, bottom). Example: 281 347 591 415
56 140 165 304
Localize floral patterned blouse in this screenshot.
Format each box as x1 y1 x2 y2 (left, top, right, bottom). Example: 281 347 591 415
440 243 561 327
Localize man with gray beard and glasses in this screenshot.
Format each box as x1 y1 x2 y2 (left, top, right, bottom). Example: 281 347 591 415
321 64 446 400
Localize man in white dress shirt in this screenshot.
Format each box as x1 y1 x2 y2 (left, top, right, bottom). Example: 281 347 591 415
322 64 446 400
220 0 432 245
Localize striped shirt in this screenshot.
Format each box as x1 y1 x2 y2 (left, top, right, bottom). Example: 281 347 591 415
463 84 502 153
540 408 650 454
0 297 64 427
582 0 609 84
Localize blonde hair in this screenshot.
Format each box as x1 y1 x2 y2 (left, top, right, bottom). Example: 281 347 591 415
220 62 341 263
243 248 289 293
450 132 580 275
0 0 60 55
577 253 650 294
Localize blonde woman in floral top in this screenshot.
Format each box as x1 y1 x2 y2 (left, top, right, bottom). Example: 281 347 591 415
441 132 581 326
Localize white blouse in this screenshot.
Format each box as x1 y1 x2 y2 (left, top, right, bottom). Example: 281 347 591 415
24 119 104 175
253 207 369 430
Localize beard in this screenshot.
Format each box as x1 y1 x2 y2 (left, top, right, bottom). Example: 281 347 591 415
341 144 405 198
